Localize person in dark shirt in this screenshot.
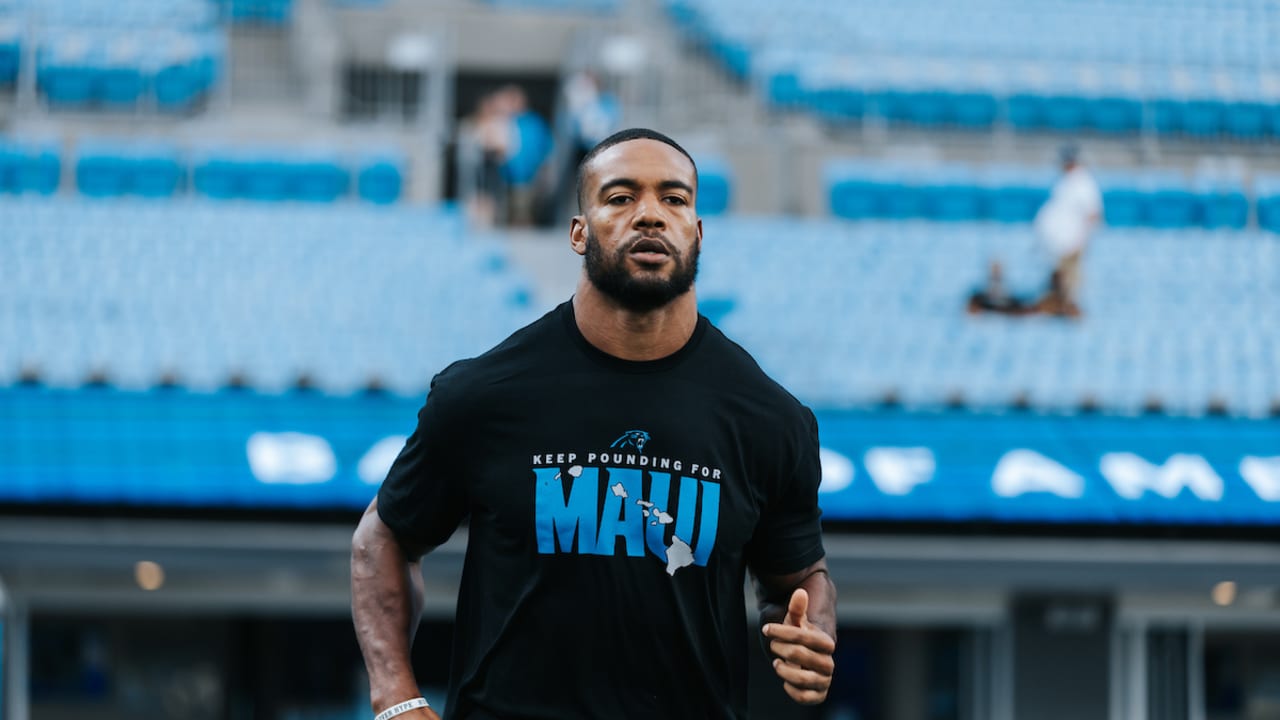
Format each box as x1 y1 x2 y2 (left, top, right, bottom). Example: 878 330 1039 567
351 128 837 720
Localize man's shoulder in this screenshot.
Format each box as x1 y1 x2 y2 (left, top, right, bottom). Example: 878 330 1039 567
430 303 566 395
699 321 813 420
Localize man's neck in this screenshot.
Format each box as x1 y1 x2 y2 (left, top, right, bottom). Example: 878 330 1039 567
571 278 699 361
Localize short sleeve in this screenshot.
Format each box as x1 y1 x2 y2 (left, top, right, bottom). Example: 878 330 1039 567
376 371 470 551
745 407 826 576
1070 173 1102 216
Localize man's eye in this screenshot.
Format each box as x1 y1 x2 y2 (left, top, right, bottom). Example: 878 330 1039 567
608 196 632 205
665 196 688 205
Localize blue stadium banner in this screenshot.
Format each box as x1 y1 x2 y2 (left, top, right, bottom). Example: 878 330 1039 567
1 387 1278 526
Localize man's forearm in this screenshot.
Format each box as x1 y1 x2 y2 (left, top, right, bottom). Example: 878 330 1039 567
352 504 427 711
758 567 837 639
755 555 838 640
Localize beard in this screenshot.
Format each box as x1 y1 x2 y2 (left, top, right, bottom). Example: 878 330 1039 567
584 229 699 313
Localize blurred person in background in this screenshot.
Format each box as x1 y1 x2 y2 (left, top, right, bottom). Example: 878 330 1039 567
1033 143 1102 316
549 70 621 222
456 91 514 228
496 85 553 227
967 260 1033 315
563 71 621 169
352 128 836 720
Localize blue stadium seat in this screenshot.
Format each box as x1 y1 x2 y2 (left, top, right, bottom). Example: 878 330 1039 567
356 155 405 205
192 150 242 199
0 138 60 195
1149 97 1184 135
952 91 999 129
1254 174 1280 233
76 143 130 197
1195 174 1249 230
1097 172 1146 228
1223 93 1270 140
241 157 292 202
1043 94 1088 133
132 144 186 198
1182 99 1227 138
1143 171 1199 229
827 162 890 220
223 0 294 24
695 156 732 216
292 154 350 203
0 16 19 88
1006 92 1046 130
153 36 221 111
38 35 96 108
1086 96 1143 134
922 166 983 222
984 166 1053 224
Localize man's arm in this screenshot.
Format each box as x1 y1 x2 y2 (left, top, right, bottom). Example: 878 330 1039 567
351 499 440 720
753 557 837 705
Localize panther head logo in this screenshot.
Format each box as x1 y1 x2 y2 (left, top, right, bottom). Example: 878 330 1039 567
610 430 651 453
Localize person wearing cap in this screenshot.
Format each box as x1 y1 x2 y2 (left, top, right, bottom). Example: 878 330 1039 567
1032 144 1102 316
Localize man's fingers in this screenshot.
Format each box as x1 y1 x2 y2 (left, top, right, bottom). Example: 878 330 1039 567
782 680 829 706
772 658 832 691
769 639 835 676
785 587 809 627
773 658 832 707
762 622 837 654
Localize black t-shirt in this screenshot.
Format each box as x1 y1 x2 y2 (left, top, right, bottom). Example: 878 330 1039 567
377 301 825 720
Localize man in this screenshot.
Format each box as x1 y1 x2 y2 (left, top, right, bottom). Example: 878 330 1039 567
967 260 1033 316
1032 143 1102 316
351 128 836 720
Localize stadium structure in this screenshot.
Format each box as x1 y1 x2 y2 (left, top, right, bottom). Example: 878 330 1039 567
1 0 1279 718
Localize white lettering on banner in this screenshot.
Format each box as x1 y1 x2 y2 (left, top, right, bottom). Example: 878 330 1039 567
818 447 855 493
992 449 1084 498
1100 453 1223 501
358 435 409 485
865 447 936 496
1239 456 1280 501
246 432 337 484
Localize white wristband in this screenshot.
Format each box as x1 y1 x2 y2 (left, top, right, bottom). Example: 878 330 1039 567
374 697 430 720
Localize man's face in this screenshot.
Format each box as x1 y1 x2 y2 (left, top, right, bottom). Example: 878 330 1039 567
572 139 703 313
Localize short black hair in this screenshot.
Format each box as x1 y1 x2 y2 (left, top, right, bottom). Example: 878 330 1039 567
1059 142 1081 165
576 127 698 212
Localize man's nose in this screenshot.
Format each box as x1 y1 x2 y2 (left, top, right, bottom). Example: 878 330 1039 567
633 198 666 228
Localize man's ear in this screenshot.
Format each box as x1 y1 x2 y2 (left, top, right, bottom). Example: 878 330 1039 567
570 216 588 256
696 217 703 252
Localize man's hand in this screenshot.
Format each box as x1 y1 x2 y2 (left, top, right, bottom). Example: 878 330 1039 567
761 588 835 705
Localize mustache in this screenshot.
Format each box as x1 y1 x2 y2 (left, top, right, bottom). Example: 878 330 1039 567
621 234 677 256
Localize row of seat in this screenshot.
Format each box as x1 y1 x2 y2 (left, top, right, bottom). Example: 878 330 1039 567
0 198 536 395
484 0 619 11
1 0 223 109
827 162 1264 230
695 217 1279 418
669 0 1280 139
767 71 1280 138
3 201 1276 417
35 31 223 110
0 137 406 203
214 0 293 24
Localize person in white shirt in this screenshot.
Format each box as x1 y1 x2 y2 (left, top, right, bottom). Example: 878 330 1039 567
1033 144 1102 315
